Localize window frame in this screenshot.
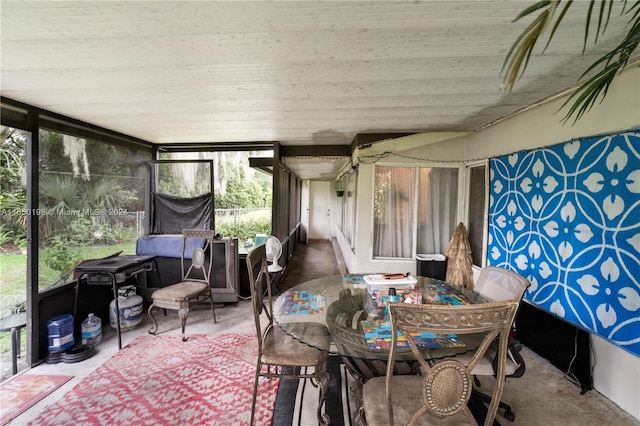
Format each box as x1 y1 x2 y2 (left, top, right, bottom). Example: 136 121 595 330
464 159 489 269
336 169 358 251
371 161 465 261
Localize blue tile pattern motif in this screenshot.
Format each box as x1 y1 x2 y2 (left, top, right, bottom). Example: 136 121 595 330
488 130 640 357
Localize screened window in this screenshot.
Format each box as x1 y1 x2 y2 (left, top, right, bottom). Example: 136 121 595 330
0 127 28 315
37 130 151 291
155 159 212 197
159 151 273 250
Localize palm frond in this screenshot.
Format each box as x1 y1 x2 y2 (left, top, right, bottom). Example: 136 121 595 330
543 0 573 52
501 9 554 92
503 0 639 124
559 14 640 123
626 0 640 21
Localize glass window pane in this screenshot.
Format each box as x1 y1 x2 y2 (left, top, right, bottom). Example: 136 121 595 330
416 167 459 254
373 166 415 258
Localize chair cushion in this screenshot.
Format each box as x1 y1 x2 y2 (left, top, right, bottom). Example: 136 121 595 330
261 325 329 367
362 375 470 425
151 281 208 302
136 235 205 259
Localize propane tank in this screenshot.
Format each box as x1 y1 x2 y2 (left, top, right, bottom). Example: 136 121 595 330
110 285 144 330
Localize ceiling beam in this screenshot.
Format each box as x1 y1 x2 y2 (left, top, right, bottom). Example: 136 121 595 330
156 141 276 152
351 133 416 150
248 157 273 175
280 145 351 158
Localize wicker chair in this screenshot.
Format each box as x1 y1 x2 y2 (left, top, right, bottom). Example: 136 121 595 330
147 229 217 341
468 266 531 422
246 244 331 425
361 300 519 426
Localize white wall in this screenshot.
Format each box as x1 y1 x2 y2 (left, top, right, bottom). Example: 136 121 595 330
591 335 640 419
335 65 640 419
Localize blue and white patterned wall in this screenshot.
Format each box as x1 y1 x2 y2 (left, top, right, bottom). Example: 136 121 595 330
488 130 640 357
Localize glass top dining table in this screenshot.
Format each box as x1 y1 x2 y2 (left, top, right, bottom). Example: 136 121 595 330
273 274 487 364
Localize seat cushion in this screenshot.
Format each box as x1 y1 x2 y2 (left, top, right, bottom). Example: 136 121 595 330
362 375 470 425
136 235 205 259
261 325 329 367
151 281 208 302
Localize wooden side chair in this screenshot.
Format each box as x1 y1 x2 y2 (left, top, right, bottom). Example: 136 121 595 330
148 229 217 341
361 300 519 426
246 244 331 425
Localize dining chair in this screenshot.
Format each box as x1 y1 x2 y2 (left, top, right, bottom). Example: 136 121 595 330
471 266 531 422
246 244 332 425
474 266 531 304
147 229 217 341
361 300 519 426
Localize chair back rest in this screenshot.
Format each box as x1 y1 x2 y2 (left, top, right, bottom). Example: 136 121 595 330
246 244 273 341
387 300 519 425
474 266 531 303
181 229 215 284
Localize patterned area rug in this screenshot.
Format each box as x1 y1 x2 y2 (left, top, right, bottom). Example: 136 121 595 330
0 374 73 425
29 333 279 425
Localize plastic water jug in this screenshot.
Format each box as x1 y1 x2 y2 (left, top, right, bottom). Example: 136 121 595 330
110 285 144 330
47 314 74 352
81 313 102 347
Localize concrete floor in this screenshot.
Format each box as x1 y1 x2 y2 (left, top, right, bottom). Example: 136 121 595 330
3 240 639 425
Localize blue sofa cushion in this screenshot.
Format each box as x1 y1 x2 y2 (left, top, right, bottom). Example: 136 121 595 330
136 235 205 259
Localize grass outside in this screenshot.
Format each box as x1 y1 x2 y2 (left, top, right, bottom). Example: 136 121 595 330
0 242 136 353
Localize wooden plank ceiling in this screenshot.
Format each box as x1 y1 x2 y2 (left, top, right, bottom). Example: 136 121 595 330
1 1 636 179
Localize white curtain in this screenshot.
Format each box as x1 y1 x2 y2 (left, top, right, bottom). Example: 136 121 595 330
373 165 459 258
417 167 459 254
373 166 415 257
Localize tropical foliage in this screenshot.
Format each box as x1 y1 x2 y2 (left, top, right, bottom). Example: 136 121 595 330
215 215 272 244
0 128 27 248
41 235 82 277
503 0 640 123
38 174 135 243
214 162 271 210
37 129 147 247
